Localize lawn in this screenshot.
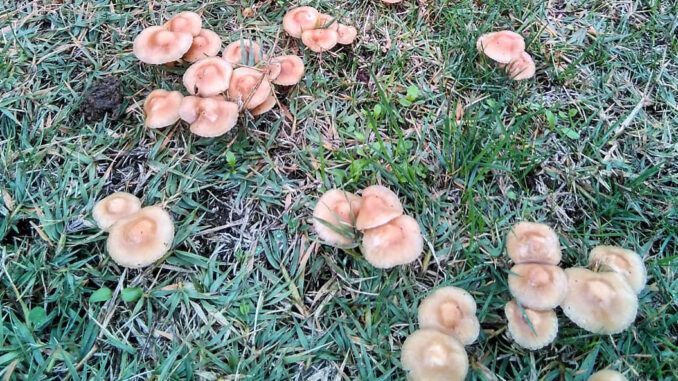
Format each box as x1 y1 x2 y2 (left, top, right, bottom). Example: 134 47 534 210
1 0 676 380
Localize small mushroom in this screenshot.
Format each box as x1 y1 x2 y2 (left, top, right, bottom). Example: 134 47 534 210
476 30 526 64
504 300 558 350
283 6 320 38
361 215 423 269
107 206 175 268
418 287 480 345
183 29 222 63
508 263 568 310
223 39 262 65
164 11 202 37
401 329 469 381
301 29 339 52
228 67 273 109
92 192 142 231
143 90 184 129
250 94 277 116
337 24 358 45
588 370 628 381
179 96 239 137
312 189 362 248
268 55 305 86
355 185 404 230
589 246 646 294
132 26 193 64
561 267 638 334
506 221 561 265
506 52 535 80
183 57 233 97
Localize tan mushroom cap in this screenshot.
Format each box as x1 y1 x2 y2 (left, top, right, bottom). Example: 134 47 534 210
222 39 262 65
301 29 339 52
476 30 526 64
418 287 480 345
92 192 142 231
316 13 339 30
179 96 239 137
313 189 362 248
107 206 175 268
508 264 567 310
164 11 202 37
361 215 423 269
269 55 305 86
337 24 358 45
283 6 320 38
401 329 469 381
589 246 646 294
506 221 561 265
183 29 222 63
228 67 273 109
143 90 184 129
132 26 193 65
504 300 558 350
250 93 277 116
506 52 536 80
562 267 638 334
588 370 628 381
183 57 233 97
355 185 404 230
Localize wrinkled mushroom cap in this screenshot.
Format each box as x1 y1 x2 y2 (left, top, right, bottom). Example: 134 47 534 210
361 215 423 269
164 11 202 37
355 185 404 230
401 329 469 381
183 29 222 63
250 94 277 116
504 300 558 350
301 29 339 52
93 192 142 231
312 189 362 248
228 67 273 109
418 287 480 345
562 267 638 334
179 96 239 137
588 370 628 381
183 57 233 97
107 206 175 268
506 221 561 265
589 246 646 294
508 263 568 310
269 55 305 86
132 26 193 65
337 24 358 45
143 90 184 129
283 6 320 38
223 39 262 65
476 30 526 64
506 52 536 80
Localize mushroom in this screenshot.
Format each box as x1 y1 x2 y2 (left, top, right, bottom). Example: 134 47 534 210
561 267 638 334
504 300 558 350
506 52 535 80
476 30 525 64
361 215 423 269
228 67 273 109
183 29 222 63
283 6 320 38
301 29 339 52
401 329 469 381
354 185 404 230
508 263 568 310
250 94 277 117
506 221 561 265
179 96 239 137
418 287 480 345
182 57 233 97
163 11 202 37
92 192 141 231
268 55 305 86
316 13 339 30
312 189 362 248
132 26 193 64
337 24 358 45
588 246 646 294
382 0 403 3
107 206 175 268
223 39 262 65
588 370 628 381
143 90 184 129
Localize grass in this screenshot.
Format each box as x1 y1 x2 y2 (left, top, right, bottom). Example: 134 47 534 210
0 0 676 380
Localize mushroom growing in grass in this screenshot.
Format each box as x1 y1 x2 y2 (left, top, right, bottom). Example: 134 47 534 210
505 52 535 80
250 94 277 116
508 263 568 310
93 192 142 231
337 24 358 45
164 11 202 37
107 206 175 268
589 246 647 294
283 6 320 38
361 215 423 268
183 57 233 97
418 287 480 345
506 221 561 265
504 300 558 350
228 67 273 109
588 370 628 381
223 39 262 65
312 189 362 248
561 267 638 334
143 90 184 129
476 30 526 64
401 329 469 381
132 26 193 64
179 96 239 137
316 13 339 30
268 55 305 86
355 185 404 230
183 29 222 63
301 29 339 52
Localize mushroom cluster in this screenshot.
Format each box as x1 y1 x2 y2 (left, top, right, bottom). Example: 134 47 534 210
93 193 175 269
312 185 423 269
476 30 535 80
283 7 357 52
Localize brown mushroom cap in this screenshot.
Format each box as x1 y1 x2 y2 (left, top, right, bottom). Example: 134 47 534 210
183 29 222 63
337 24 358 45
476 30 526 64
222 39 262 65
92 192 142 231
283 6 320 38
250 94 277 117
179 96 239 137
164 11 202 37
268 55 305 86
504 300 558 350
312 189 362 248
506 221 561 265
228 67 273 109
588 370 628 381
301 29 339 52
508 263 568 310
132 26 193 65
143 90 184 129
418 287 480 345
107 206 175 268
506 52 536 80
355 185 404 230
401 329 469 381
562 267 638 334
589 246 646 294
361 215 423 269
182 57 233 97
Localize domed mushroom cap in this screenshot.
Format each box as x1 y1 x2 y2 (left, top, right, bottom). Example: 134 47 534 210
508 264 567 310
107 206 175 268
562 268 638 334
506 52 535 80
228 67 273 109
476 30 525 64
92 192 142 231
506 221 561 265
361 215 423 269
337 24 358 45
301 29 339 52
313 189 362 248
588 370 628 381
164 11 202 37
283 6 320 38
269 55 305 86
222 39 262 65
355 185 404 230
504 300 558 350
183 29 222 63
250 94 277 116
418 287 480 345
401 329 469 381
132 26 193 65
143 90 184 129
589 246 646 294
183 57 233 97
179 96 239 137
